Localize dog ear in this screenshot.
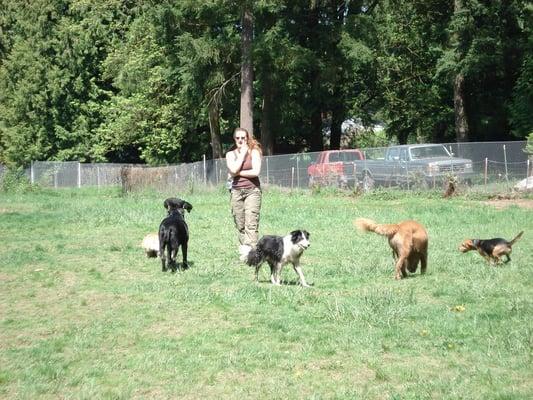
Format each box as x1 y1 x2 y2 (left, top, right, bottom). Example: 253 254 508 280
290 230 301 242
183 201 193 212
303 230 310 238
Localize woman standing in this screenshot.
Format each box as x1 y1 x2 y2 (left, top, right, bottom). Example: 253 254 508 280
225 127 262 255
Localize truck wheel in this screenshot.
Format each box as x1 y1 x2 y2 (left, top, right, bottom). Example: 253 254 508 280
362 173 374 192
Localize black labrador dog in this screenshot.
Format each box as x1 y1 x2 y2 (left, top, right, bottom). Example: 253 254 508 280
159 207 189 272
163 197 193 216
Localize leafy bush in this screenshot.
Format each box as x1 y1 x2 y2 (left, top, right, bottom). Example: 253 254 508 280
0 168 35 193
526 132 533 155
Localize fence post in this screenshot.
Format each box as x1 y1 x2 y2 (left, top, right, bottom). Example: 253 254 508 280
266 157 270 185
97 165 100 188
30 161 34 184
54 170 58 189
484 157 488 186
527 159 530 179
77 162 81 188
503 144 509 182
291 167 294 190
406 162 410 191
203 154 207 186
296 156 300 188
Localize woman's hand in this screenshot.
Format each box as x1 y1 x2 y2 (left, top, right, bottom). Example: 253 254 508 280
226 148 247 175
238 143 249 154
236 148 261 178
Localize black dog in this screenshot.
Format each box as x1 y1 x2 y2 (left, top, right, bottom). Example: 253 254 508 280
158 209 189 272
163 197 193 216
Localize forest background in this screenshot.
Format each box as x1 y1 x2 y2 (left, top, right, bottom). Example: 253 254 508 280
0 0 531 167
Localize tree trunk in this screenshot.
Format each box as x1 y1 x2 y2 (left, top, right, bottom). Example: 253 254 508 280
260 73 275 155
397 129 409 145
306 5 323 152
453 0 469 142
330 105 343 150
454 73 469 142
309 109 323 151
208 100 223 159
240 3 254 135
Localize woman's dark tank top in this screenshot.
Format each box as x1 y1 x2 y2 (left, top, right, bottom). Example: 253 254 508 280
232 151 260 189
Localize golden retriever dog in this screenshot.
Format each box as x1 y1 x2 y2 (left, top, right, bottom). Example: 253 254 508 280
458 231 523 265
355 218 428 280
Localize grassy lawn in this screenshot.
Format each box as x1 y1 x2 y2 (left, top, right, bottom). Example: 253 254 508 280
0 186 532 399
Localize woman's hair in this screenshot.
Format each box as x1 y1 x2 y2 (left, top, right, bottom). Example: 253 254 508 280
233 127 262 155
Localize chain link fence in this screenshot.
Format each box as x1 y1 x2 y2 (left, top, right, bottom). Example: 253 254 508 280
2 141 531 193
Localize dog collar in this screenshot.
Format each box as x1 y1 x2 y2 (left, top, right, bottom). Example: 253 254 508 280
472 239 479 247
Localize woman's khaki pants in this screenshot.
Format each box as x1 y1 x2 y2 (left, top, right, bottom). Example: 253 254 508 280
230 187 262 247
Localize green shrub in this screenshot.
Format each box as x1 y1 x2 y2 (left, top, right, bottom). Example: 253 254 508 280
0 168 35 193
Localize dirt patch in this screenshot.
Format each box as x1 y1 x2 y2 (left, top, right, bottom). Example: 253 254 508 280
483 199 533 210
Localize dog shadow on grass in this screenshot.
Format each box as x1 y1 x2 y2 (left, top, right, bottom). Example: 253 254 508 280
166 261 195 273
256 278 314 287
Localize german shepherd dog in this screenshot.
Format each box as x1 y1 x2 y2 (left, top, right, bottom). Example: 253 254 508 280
355 218 428 280
459 231 523 264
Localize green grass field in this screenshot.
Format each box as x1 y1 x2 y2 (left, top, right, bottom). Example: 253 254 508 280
1 186 532 399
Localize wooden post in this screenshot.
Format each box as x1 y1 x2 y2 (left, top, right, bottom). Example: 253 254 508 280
30 161 34 184
77 162 81 188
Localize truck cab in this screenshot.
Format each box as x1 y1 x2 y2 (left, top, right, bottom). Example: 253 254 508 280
307 149 364 187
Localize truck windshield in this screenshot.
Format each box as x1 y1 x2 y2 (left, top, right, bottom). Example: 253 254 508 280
328 152 361 162
410 146 450 159
343 152 362 162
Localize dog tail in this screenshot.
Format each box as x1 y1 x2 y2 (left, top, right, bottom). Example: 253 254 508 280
245 248 263 266
354 218 399 237
509 231 524 245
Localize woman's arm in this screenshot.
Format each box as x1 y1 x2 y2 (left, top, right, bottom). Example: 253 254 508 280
226 149 246 175
236 149 262 178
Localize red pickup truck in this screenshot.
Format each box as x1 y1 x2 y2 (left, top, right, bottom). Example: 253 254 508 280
307 149 365 187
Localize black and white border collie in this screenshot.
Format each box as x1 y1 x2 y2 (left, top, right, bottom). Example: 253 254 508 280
242 230 311 287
